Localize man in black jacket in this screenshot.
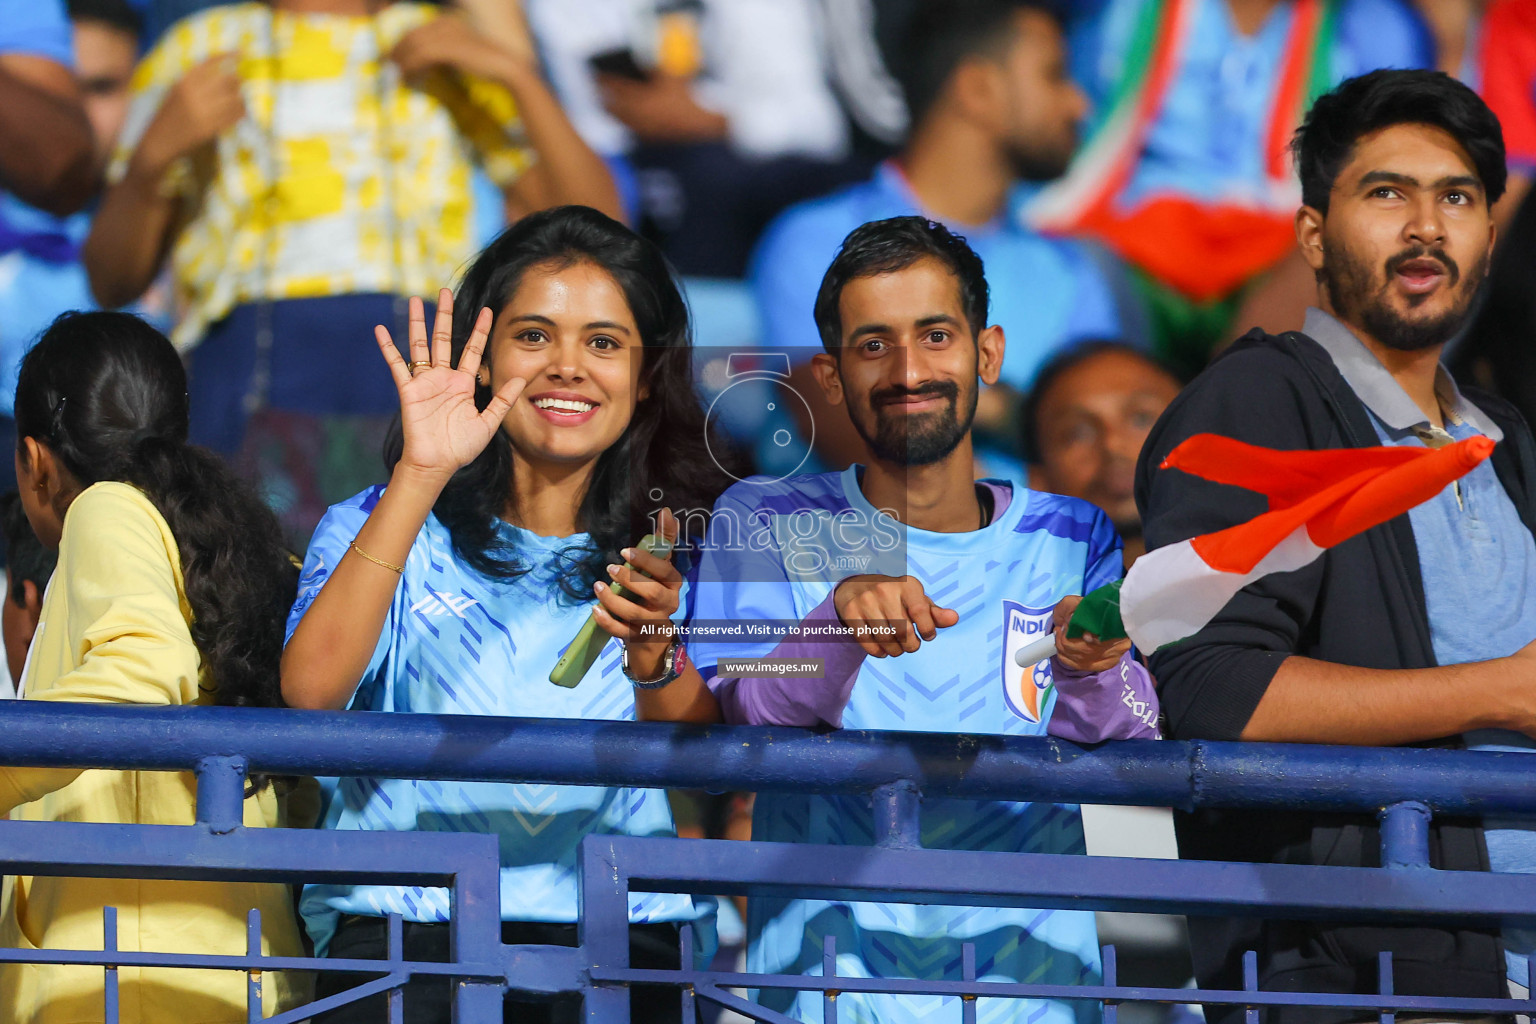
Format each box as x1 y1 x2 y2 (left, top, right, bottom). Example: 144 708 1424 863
1138 69 1536 1024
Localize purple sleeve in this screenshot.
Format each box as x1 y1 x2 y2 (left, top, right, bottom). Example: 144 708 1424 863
1048 651 1161 742
707 593 868 727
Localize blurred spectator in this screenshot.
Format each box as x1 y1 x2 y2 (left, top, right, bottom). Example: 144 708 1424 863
450 0 596 231
83 0 620 543
69 0 141 169
820 0 917 154
0 0 148 496
1478 0 1536 220
1443 0 1536 419
529 0 872 276
1413 0 1487 81
0 0 95 217
1448 71 1536 428
1043 0 1432 376
752 0 1130 477
0 0 99 489
1453 192 1536 385
0 492 56 699
1022 341 1182 564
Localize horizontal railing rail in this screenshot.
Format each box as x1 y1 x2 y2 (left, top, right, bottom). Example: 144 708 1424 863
5 701 1536 816
2 701 1535 1023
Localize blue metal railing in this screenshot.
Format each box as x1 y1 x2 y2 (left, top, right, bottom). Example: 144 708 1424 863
2 701 1536 1022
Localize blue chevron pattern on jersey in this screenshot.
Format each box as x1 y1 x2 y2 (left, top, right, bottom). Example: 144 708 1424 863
692 467 1121 1023
287 487 712 956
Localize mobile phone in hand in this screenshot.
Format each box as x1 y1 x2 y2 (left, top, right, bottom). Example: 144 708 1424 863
548 532 674 688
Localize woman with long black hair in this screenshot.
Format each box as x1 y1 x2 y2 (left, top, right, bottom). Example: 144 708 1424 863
281 205 732 1022
0 311 310 1024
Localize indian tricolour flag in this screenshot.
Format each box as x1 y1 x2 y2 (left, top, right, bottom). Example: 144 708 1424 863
1016 432 1495 667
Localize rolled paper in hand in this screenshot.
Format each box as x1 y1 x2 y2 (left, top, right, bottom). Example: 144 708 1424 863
1014 582 1127 667
1014 634 1058 668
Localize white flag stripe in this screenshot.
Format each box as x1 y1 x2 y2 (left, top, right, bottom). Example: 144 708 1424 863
1121 526 1325 651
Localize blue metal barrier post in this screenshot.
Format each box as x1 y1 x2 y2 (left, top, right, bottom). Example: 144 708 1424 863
194 754 247 835
1380 800 1433 870
871 779 922 850
580 837 637 1022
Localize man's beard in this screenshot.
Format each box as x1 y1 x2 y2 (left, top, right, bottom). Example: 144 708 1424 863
1004 133 1076 183
1321 240 1486 352
851 379 975 466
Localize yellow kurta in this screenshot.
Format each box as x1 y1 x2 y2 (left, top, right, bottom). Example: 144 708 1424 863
113 2 535 350
0 482 310 1024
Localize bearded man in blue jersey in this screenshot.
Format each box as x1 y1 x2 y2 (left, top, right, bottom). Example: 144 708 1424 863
682 215 1161 1024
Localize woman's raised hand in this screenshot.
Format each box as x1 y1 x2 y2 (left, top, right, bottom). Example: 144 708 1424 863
375 289 526 481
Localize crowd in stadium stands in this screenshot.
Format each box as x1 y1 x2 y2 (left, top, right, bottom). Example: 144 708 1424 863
2 0 1536 1022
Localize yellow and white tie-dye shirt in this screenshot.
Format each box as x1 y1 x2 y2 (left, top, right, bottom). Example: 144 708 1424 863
113 2 534 350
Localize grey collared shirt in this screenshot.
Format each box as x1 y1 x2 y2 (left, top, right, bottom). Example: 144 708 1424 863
1301 307 1503 444
1304 314 1536 889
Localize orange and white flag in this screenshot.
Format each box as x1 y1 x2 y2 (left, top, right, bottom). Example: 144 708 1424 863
1121 432 1494 650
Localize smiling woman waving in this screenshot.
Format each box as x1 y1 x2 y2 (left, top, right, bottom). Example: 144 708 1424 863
280 206 731 1023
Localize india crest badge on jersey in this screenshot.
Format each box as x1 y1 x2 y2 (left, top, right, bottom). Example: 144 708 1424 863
1002 600 1055 723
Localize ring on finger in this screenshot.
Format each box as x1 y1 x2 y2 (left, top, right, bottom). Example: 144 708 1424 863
407 361 432 376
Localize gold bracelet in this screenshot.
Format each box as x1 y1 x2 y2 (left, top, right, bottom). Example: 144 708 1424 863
350 541 405 575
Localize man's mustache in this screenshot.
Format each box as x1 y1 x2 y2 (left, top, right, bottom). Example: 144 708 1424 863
869 381 960 408
1385 246 1460 285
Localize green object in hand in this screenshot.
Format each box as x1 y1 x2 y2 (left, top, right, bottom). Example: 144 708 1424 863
1065 580 1127 641
548 532 674 688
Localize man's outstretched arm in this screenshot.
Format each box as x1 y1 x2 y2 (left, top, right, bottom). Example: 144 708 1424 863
1241 646 1536 745
0 55 95 215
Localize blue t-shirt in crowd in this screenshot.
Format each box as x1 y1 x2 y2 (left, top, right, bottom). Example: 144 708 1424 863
0 0 90 416
1369 413 1536 988
690 466 1118 1024
0 0 73 62
0 201 97 413
749 161 1124 392
285 487 714 955
1067 0 1431 210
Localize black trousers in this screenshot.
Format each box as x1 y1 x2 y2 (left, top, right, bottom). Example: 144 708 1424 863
312 914 692 1024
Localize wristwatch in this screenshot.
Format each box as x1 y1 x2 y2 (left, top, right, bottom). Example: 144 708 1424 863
621 637 687 689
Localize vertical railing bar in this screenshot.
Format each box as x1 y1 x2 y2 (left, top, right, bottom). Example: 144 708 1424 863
1380 801 1432 870
1243 949 1259 1024
103 905 119 1024
193 754 248 835
1378 951 1395 1024
823 933 839 1024
388 913 404 964
1102 943 1118 1024
871 780 923 850
451 835 508 1023
388 913 404 1024
678 921 697 1021
247 908 263 1024
577 838 634 1022
961 941 978 1024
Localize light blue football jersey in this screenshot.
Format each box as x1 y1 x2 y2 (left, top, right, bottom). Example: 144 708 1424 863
691 466 1120 1024
286 487 713 955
